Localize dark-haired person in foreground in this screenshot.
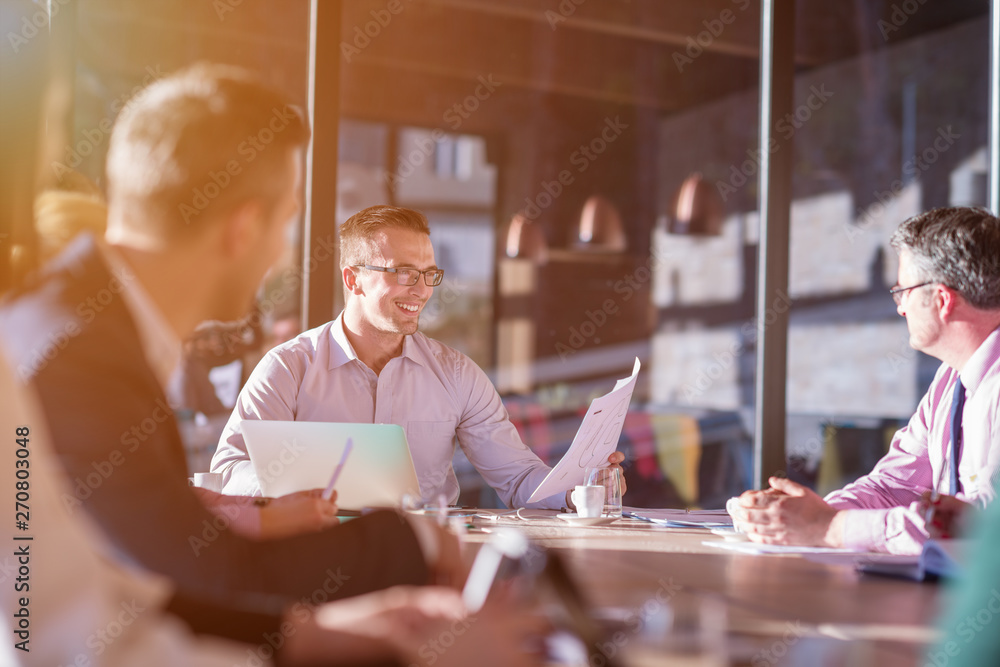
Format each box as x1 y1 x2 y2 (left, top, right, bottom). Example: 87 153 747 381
0 63 462 602
729 207 1000 554
0 347 537 667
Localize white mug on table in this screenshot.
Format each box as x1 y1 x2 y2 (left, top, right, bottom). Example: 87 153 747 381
571 485 605 518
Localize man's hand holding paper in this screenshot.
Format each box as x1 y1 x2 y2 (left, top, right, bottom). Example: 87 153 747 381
528 359 639 505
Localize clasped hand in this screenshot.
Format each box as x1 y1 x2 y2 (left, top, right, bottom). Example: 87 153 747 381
728 476 843 547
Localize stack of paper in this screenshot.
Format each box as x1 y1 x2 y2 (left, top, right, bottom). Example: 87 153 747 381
703 538 969 582
528 359 641 503
856 539 967 581
705 541 861 556
623 507 733 529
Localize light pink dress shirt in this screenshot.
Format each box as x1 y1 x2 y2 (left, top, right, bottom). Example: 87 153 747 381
826 326 1000 554
211 314 564 509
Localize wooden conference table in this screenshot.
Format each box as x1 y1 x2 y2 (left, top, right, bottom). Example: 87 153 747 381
459 510 942 667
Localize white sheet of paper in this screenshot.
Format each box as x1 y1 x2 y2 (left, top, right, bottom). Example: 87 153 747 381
527 358 640 503
704 541 865 556
623 509 734 528
622 507 732 520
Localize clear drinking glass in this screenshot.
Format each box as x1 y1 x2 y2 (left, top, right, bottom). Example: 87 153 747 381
584 465 623 518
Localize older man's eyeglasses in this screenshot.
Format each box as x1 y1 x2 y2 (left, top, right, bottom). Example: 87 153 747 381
889 281 932 305
354 264 445 287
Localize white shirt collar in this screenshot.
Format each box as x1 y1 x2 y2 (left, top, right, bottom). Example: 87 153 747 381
329 311 427 371
96 240 181 391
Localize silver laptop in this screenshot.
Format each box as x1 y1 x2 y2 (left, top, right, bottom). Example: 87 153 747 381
241 421 421 510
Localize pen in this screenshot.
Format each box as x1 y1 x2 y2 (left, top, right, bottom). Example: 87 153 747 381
924 489 939 526
925 452 948 526
622 511 669 526
323 438 353 501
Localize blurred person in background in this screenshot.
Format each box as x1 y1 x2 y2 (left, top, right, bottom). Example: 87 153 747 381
0 63 463 602
27 187 337 542
0 345 542 667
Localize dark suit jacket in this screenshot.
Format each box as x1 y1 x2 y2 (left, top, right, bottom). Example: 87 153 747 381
0 235 428 602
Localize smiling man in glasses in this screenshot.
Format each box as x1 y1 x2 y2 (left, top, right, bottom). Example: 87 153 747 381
730 206 1000 554
212 204 625 509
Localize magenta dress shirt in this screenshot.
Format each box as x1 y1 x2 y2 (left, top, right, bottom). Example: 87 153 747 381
826 326 1000 554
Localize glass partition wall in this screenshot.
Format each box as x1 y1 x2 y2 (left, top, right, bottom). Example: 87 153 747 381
335 0 765 507
47 0 994 506
784 3 990 493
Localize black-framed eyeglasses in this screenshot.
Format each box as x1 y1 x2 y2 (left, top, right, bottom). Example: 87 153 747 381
353 264 445 287
889 281 932 305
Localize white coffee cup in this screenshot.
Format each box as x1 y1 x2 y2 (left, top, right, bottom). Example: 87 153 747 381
571 484 605 518
192 472 224 493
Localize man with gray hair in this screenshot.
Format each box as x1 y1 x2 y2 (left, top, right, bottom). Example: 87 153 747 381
730 206 1000 554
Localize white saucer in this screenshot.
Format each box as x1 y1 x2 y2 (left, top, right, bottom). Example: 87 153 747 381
557 513 619 526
